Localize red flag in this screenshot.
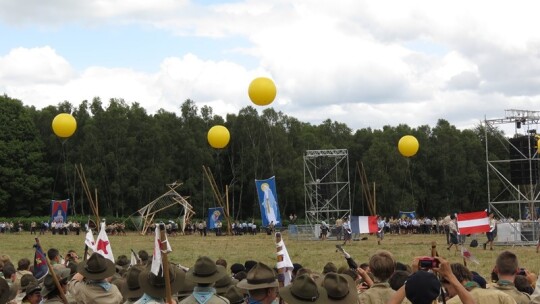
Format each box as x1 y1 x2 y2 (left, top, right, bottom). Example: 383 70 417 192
457 211 490 235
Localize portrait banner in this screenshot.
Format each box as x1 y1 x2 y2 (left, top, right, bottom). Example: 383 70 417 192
255 176 282 227
51 199 69 224
207 207 225 229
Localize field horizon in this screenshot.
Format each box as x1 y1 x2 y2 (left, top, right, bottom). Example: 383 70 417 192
1 231 538 283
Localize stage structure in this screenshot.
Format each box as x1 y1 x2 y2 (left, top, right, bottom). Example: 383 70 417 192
130 182 195 235
304 149 351 227
484 109 540 244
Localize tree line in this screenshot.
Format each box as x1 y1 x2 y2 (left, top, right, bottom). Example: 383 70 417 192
0 94 514 220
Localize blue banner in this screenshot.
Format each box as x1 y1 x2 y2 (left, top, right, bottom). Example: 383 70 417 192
33 243 48 280
255 176 282 227
51 199 69 223
207 207 225 229
398 211 416 219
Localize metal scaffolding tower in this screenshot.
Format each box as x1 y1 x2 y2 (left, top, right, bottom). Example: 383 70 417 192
484 109 540 244
304 149 351 226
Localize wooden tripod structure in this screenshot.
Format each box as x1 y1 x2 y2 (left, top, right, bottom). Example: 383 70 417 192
75 164 101 229
133 182 194 235
357 162 376 215
202 165 233 235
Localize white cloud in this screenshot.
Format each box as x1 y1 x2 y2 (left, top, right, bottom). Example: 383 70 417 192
0 47 75 85
1 0 540 131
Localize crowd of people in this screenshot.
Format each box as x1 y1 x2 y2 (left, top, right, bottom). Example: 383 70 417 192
1 234 539 304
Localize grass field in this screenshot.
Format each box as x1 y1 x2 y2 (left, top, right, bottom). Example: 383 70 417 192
1 231 539 282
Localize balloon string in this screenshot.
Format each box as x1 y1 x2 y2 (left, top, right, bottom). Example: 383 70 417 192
407 158 415 205
61 139 71 208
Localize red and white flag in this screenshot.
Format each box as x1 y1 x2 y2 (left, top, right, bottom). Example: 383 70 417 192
457 211 490 235
151 224 172 276
461 247 479 264
95 222 114 262
85 229 95 251
351 216 378 234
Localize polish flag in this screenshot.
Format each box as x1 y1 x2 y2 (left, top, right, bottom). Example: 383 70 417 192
457 211 490 235
95 222 114 262
351 216 378 234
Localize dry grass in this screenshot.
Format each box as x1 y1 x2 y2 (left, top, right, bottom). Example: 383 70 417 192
1 231 538 281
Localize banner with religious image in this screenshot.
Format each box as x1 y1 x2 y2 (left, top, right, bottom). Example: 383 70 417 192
51 199 69 224
207 207 225 229
255 176 282 227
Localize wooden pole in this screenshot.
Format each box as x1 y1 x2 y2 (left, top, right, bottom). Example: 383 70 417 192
159 224 173 304
36 238 68 304
94 189 100 229
431 241 438 257
275 232 285 303
226 185 232 236
373 182 376 215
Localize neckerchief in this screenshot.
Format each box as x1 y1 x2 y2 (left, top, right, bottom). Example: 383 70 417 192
464 281 479 290
193 286 216 304
137 293 164 304
497 279 514 286
87 279 112 291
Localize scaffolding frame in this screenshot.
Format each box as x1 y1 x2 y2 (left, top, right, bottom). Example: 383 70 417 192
303 149 351 226
484 109 540 244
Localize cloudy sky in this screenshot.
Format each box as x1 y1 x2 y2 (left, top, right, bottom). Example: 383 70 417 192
1 0 540 132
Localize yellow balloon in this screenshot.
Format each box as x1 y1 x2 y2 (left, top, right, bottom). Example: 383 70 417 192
52 113 77 138
398 135 419 157
248 77 277 106
207 125 230 149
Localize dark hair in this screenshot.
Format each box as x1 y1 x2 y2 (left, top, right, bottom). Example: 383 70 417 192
389 270 410 291
515 275 533 295
233 271 247 281
47 248 60 261
369 250 395 282
2 263 16 279
116 255 129 267
496 251 519 275
449 263 473 283
138 250 149 262
216 258 227 269
17 258 31 271
395 262 411 272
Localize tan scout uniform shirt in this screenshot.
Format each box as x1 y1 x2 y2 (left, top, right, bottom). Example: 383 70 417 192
492 282 531 304
68 279 123 304
358 282 395 304
446 285 516 304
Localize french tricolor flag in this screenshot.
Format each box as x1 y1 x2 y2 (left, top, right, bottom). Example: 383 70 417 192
351 216 378 234
457 211 490 235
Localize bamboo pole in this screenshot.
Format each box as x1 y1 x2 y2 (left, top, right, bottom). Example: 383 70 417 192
159 224 173 304
36 238 68 304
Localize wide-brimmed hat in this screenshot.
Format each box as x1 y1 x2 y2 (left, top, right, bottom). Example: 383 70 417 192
236 262 279 290
405 271 441 304
138 265 185 299
323 262 337 274
214 266 239 294
41 268 71 298
77 253 116 280
279 274 327 304
321 273 358 304
224 285 246 304
22 283 41 301
0 277 10 304
185 256 227 284
120 266 144 300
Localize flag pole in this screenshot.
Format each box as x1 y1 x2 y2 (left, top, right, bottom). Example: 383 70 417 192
36 238 68 304
159 223 173 304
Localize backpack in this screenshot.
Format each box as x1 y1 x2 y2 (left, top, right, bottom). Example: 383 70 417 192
470 239 478 248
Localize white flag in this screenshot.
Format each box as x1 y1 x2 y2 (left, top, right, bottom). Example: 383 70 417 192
85 229 95 251
151 225 172 276
95 222 114 262
275 233 294 286
130 250 138 266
